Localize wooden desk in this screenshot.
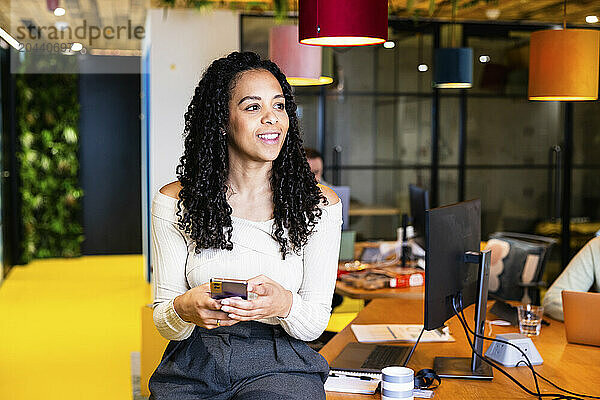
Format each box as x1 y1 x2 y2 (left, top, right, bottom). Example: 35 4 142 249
335 281 424 300
338 242 424 300
320 298 600 399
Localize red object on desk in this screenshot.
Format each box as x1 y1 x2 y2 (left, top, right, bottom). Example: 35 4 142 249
336 269 351 279
390 269 424 288
337 263 425 290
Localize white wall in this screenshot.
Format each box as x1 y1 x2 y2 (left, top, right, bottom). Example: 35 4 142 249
142 9 240 281
146 9 240 196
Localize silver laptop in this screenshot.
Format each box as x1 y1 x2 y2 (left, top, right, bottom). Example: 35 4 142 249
330 343 411 373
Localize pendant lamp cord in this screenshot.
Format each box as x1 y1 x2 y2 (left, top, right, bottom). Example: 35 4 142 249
418 33 423 65
563 0 567 30
451 0 457 47
316 0 319 36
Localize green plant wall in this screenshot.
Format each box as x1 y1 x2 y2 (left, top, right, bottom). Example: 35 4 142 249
16 73 83 262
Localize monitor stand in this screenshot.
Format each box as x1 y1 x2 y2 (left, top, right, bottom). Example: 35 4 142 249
434 356 493 380
433 250 493 380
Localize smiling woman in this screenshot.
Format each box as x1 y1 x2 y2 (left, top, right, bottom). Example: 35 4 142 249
227 69 289 165
148 52 342 400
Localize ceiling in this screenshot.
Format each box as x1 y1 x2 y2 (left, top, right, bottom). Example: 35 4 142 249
0 0 149 51
148 0 600 25
0 0 599 51
389 0 600 24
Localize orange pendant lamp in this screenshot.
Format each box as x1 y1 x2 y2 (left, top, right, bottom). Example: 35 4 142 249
529 29 600 101
269 25 333 86
298 0 388 47
528 1 600 101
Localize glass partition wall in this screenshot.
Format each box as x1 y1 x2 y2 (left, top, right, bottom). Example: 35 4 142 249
243 16 436 240
464 24 600 280
241 16 600 277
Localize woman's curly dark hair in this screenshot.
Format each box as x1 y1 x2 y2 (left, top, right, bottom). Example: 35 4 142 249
175 51 327 259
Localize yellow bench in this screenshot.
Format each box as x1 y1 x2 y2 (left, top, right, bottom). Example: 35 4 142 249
141 305 169 397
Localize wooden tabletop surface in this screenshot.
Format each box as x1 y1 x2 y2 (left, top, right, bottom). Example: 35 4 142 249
320 298 600 399
335 281 424 300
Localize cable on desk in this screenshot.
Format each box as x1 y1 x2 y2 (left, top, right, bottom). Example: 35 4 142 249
455 301 589 400
455 295 600 399
400 325 442 391
514 360 600 399
451 295 543 400
403 326 425 367
452 294 600 400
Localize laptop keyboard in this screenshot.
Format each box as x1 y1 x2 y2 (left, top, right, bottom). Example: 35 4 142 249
360 345 409 370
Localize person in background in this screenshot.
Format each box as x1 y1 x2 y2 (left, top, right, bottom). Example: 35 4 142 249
304 147 330 187
543 236 600 321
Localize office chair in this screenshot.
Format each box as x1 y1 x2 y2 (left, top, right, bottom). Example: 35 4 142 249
485 232 557 305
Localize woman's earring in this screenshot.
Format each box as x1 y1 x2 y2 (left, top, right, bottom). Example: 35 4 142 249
220 128 226 136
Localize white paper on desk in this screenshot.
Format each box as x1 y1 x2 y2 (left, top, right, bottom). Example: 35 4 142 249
351 324 454 343
324 375 380 394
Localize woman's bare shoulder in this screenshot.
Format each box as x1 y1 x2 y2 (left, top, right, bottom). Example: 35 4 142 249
317 184 340 206
159 181 182 200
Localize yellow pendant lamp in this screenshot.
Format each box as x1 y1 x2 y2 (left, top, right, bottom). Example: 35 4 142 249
528 1 600 101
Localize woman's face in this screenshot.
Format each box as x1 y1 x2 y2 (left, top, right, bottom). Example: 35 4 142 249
227 69 289 163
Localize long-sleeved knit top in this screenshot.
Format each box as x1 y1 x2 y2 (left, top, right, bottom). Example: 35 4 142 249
151 191 343 342
543 236 600 321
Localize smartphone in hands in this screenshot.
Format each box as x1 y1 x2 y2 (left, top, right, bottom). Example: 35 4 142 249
210 278 248 300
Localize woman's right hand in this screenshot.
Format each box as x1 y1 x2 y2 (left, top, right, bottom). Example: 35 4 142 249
173 283 237 329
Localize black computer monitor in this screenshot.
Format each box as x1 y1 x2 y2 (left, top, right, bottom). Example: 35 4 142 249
409 184 429 249
424 199 493 379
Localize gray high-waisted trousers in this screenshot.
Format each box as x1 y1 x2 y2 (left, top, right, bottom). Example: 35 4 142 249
148 321 329 400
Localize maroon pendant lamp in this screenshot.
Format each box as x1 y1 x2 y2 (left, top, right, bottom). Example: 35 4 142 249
299 0 388 47
47 0 59 11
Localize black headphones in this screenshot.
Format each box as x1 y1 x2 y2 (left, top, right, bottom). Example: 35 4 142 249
377 368 441 394
414 368 441 389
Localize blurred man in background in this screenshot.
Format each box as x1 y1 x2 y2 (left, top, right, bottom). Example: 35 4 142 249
305 148 330 186
543 236 600 321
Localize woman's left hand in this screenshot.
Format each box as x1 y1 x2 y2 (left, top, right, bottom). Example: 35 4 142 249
219 275 293 320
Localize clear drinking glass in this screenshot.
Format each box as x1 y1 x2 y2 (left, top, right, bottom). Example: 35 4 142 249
517 304 544 336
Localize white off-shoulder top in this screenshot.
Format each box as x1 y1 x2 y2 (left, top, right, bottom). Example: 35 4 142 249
151 191 343 342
